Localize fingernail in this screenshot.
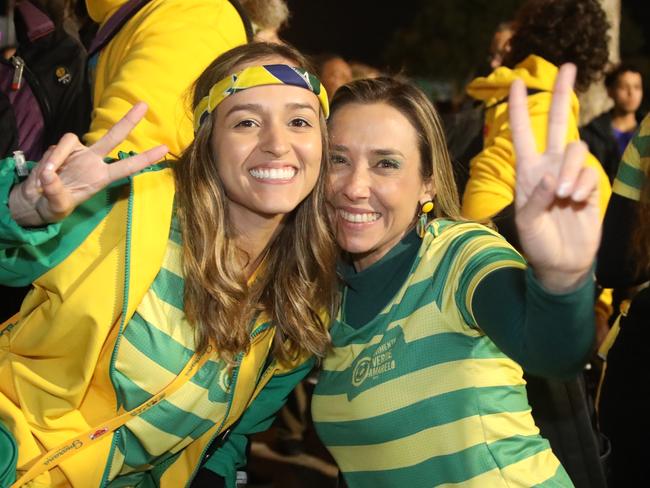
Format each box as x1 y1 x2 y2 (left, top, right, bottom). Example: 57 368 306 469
572 189 586 201
44 163 54 172
557 181 571 198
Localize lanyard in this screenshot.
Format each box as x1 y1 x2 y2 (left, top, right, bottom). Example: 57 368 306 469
11 345 213 487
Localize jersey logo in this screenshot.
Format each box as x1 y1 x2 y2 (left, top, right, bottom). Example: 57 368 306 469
348 326 404 398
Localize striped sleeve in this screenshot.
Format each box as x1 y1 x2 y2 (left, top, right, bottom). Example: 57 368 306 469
612 114 650 201
452 227 526 328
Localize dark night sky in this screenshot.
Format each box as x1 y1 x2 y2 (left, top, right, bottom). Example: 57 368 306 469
283 0 420 69
283 0 650 77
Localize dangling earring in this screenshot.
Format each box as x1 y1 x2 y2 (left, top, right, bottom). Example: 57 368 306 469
416 200 435 238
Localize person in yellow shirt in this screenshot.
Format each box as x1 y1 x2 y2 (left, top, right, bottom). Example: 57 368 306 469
461 0 612 223
83 0 249 158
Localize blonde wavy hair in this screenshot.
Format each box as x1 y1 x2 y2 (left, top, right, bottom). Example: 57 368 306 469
329 77 463 223
175 42 338 365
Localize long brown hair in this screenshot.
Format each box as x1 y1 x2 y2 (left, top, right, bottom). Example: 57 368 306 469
329 77 463 222
175 42 338 364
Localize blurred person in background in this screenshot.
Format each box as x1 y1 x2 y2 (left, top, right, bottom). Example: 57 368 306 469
488 21 514 70
240 0 289 44
581 63 644 183
315 53 353 102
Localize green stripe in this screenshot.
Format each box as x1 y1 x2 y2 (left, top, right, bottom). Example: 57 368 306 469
113 370 154 410
0 182 123 287
330 278 430 346
106 471 151 488
615 160 646 191
168 214 182 245
341 435 551 488
318 333 506 397
314 384 531 446
117 427 158 466
151 268 185 310
138 398 217 440
115 404 218 468
122 313 227 397
456 247 524 326
123 313 190 374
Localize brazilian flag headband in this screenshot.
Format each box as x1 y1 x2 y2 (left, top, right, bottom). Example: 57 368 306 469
193 64 330 132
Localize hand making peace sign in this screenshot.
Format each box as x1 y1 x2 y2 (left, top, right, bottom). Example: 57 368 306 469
9 102 169 227
510 63 602 293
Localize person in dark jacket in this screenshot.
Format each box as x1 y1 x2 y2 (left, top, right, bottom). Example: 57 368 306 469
581 63 644 182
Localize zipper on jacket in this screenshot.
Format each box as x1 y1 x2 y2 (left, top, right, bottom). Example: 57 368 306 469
10 56 24 90
99 175 135 487
185 322 271 486
9 55 53 125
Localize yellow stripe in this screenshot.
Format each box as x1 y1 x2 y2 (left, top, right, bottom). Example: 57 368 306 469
498 448 562 485
386 301 481 343
437 449 559 487
621 143 641 170
329 410 538 472
116 339 229 422
136 290 196 351
160 239 184 278
323 334 384 372
116 339 176 396
612 180 641 200
312 357 524 423
164 381 229 422
107 447 126 481
124 416 184 457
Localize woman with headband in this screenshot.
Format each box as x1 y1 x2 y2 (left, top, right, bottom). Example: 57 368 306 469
312 66 600 487
0 42 336 488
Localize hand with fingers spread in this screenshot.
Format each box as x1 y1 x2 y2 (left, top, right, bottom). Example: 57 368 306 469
510 63 601 293
8 102 169 227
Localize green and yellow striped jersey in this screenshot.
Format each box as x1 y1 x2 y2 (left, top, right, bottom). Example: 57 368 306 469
107 216 233 484
613 114 650 201
312 221 572 487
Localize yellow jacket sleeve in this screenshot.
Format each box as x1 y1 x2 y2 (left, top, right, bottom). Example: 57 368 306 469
84 0 247 157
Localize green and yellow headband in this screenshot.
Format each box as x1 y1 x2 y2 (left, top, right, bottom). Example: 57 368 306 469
193 64 329 132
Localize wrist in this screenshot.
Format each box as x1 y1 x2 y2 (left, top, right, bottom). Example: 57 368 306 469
531 267 593 294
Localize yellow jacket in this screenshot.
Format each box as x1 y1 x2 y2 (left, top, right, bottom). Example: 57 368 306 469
83 0 247 157
461 55 611 220
0 163 308 487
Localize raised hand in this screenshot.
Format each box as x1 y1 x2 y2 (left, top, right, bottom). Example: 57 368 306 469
509 63 601 293
9 102 169 226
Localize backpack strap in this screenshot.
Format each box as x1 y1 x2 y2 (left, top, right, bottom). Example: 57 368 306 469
87 0 152 57
15 1 55 43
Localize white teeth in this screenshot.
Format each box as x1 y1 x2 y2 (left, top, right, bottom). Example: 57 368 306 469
249 167 297 180
340 210 381 223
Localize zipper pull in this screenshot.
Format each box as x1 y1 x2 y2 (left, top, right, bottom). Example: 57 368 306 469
11 56 25 91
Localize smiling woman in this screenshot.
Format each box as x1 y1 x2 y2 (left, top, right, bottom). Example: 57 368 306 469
0 42 337 488
312 73 603 487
